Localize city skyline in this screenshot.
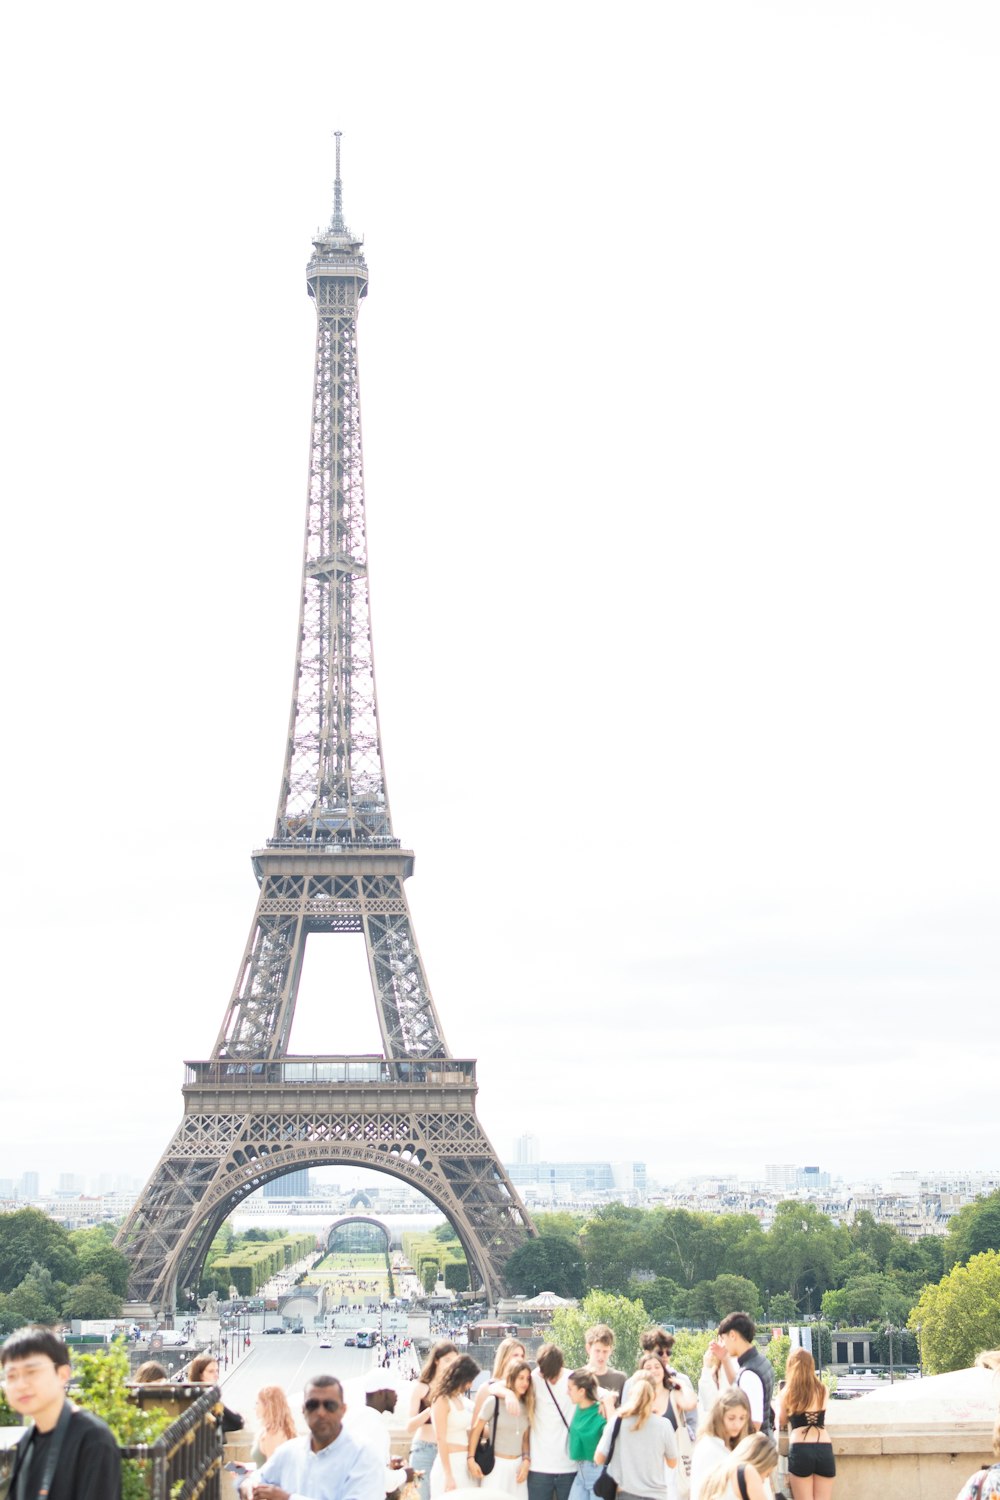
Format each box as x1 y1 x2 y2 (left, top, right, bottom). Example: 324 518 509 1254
1 4 997 1198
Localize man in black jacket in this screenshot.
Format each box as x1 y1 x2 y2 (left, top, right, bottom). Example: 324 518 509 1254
2 1325 121 1499
710 1312 774 1436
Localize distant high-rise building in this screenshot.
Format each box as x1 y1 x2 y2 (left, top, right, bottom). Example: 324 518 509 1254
18 1172 40 1200
505 1160 646 1196
514 1134 540 1165
0 1179 14 1198
766 1163 829 1192
57 1173 85 1195
263 1170 311 1199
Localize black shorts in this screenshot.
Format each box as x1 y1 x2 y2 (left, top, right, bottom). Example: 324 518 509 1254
788 1443 836 1479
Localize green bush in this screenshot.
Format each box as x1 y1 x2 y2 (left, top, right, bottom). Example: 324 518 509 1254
73 1340 173 1500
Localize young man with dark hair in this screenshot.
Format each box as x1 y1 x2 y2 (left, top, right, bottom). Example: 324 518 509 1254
529 1344 576 1500
253 1375 385 1500
2 1325 121 1500
710 1313 774 1436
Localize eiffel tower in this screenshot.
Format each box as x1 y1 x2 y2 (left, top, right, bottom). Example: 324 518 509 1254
117 138 533 1316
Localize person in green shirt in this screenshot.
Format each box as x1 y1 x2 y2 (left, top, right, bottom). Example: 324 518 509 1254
567 1369 613 1500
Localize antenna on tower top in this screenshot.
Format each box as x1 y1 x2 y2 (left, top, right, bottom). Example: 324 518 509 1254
332 130 345 232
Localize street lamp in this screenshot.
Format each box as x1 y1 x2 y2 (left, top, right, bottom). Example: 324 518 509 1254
886 1323 895 1384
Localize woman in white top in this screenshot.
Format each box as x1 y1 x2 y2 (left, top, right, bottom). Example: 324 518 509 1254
409 1343 460 1500
700 1434 778 1500
689 1388 752 1500
430 1354 481 1495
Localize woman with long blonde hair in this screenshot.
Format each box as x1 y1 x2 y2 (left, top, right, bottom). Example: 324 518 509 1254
774 1348 834 1500
472 1336 529 1425
251 1384 297 1466
594 1375 677 1500
700 1433 777 1500
690 1388 752 1500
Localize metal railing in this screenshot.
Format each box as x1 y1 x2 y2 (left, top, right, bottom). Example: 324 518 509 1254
185 1056 476 1087
123 1386 224 1499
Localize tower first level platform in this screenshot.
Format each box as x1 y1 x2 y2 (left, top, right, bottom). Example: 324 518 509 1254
119 1055 526 1313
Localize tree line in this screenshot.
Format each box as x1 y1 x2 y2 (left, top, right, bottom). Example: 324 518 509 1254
503 1192 1000 1370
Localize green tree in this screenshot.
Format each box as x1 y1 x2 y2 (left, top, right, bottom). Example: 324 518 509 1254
761 1203 846 1309
766 1293 800 1321
505 1238 586 1299
1 1263 65 1330
534 1213 586 1242
821 1273 913 1328
70 1229 130 1299
764 1334 791 1381
707 1274 763 1323
582 1208 650 1295
944 1191 1000 1269
643 1209 703 1285
631 1276 686 1324
548 1291 649 1370
909 1250 1000 1373
73 1340 173 1500
0 1209 79 1292
63 1272 123 1320
845 1211 902 1271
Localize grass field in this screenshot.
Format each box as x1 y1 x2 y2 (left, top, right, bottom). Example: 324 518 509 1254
309 1249 391 1296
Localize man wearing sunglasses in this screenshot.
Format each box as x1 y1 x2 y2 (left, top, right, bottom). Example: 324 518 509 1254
253 1376 385 1500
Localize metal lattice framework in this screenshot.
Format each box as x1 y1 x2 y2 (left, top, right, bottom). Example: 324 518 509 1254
117 140 532 1315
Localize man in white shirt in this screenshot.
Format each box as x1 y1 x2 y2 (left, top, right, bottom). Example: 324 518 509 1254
528 1344 577 1500
254 1376 385 1500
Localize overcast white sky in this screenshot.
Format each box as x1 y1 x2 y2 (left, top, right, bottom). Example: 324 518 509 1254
1 1 997 1195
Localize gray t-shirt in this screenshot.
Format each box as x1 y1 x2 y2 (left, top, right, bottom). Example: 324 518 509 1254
600 1414 677 1500
479 1395 529 1457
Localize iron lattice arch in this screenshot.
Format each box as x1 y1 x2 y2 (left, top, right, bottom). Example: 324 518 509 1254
116 144 534 1315
118 1100 528 1313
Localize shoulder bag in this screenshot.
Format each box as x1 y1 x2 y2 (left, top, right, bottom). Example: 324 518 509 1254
668 1395 692 1500
593 1416 622 1500
473 1397 500 1477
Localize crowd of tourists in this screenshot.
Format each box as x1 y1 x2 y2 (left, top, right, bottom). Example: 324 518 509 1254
402 1313 830 1500
4 1315 1000 1499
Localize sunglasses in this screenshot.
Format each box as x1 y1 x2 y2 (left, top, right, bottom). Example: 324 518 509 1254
305 1398 341 1414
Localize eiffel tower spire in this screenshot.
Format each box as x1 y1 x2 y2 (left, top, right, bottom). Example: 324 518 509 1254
116 141 533 1315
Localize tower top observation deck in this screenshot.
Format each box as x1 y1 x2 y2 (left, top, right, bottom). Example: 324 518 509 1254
308 130 368 289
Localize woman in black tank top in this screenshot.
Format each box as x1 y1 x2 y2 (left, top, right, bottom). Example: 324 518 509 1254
775 1347 836 1498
